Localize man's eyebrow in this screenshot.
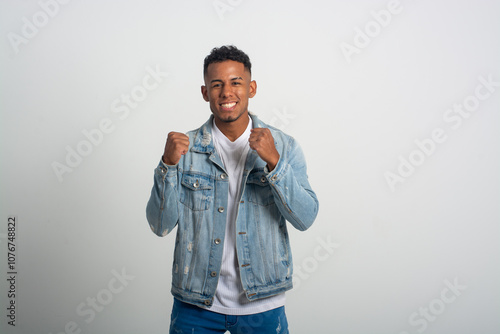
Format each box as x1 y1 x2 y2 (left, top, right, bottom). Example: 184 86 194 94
210 77 243 84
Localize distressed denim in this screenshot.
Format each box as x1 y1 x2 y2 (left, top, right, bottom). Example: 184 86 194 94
146 113 319 308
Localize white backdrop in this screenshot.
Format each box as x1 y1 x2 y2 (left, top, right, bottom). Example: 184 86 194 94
1 1 499 333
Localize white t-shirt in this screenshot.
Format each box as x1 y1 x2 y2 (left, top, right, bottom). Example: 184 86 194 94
209 116 285 315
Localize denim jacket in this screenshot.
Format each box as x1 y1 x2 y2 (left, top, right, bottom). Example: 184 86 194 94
146 113 319 308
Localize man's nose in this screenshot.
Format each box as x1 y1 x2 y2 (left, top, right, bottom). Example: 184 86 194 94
221 84 233 97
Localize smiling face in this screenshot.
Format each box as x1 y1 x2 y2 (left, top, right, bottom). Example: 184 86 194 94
201 60 257 130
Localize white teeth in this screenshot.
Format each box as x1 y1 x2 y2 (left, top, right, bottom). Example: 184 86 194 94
221 102 236 108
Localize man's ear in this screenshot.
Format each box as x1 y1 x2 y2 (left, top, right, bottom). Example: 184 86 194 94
249 80 257 98
201 85 209 102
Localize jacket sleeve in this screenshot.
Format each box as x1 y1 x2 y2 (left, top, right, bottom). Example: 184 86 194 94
266 137 319 231
145 160 180 237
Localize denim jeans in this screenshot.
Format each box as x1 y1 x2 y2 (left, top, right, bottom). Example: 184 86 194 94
169 298 289 334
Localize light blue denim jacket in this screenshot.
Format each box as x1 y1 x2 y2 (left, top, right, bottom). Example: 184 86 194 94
146 113 319 308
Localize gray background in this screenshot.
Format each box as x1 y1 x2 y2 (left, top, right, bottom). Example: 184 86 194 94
1 0 499 333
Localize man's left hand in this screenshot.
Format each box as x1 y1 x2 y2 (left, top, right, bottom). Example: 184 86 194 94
249 128 280 171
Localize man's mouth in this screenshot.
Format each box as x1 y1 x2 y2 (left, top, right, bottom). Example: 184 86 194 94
220 102 237 111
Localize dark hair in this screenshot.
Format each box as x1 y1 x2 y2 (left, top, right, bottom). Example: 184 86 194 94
203 45 252 77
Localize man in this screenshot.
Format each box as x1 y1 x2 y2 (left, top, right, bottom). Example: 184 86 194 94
146 45 319 333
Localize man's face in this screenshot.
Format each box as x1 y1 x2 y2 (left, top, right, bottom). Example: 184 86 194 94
202 60 256 124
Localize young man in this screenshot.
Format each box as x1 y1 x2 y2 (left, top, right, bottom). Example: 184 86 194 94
146 45 319 333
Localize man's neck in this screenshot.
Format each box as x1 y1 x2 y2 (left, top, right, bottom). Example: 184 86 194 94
214 114 250 142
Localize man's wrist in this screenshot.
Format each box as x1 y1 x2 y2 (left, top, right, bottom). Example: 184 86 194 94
162 155 177 166
266 155 280 172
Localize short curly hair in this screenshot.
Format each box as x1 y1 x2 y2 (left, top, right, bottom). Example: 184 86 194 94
203 45 252 77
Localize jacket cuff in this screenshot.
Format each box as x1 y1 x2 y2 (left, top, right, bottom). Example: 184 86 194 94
156 158 178 178
266 156 285 184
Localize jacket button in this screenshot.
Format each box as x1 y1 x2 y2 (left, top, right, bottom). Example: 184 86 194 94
204 300 211 306
160 167 167 174
214 238 221 245
260 176 266 183
221 173 227 180
193 180 199 188
210 271 217 277
218 207 224 213
271 175 278 181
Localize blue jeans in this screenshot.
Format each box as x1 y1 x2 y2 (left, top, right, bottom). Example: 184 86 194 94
169 299 289 334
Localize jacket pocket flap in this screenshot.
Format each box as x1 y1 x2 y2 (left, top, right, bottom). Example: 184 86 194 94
181 174 213 191
247 170 269 187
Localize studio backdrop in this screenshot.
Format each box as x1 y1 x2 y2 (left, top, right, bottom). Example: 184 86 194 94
1 0 499 333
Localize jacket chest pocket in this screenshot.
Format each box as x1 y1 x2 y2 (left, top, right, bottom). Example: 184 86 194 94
246 170 275 206
180 173 213 211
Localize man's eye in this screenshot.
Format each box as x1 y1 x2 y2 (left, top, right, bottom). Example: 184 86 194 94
232 82 241 85
212 84 221 88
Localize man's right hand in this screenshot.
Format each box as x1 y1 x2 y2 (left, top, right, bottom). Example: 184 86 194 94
162 132 190 165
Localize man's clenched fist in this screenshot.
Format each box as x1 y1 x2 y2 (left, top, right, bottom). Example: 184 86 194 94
162 132 190 165
249 128 280 171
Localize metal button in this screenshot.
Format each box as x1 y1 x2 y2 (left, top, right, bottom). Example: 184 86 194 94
210 271 217 277
271 175 278 181
193 180 199 188
160 167 167 174
218 207 224 213
214 238 221 245
221 173 227 180
260 176 267 183
204 300 211 306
